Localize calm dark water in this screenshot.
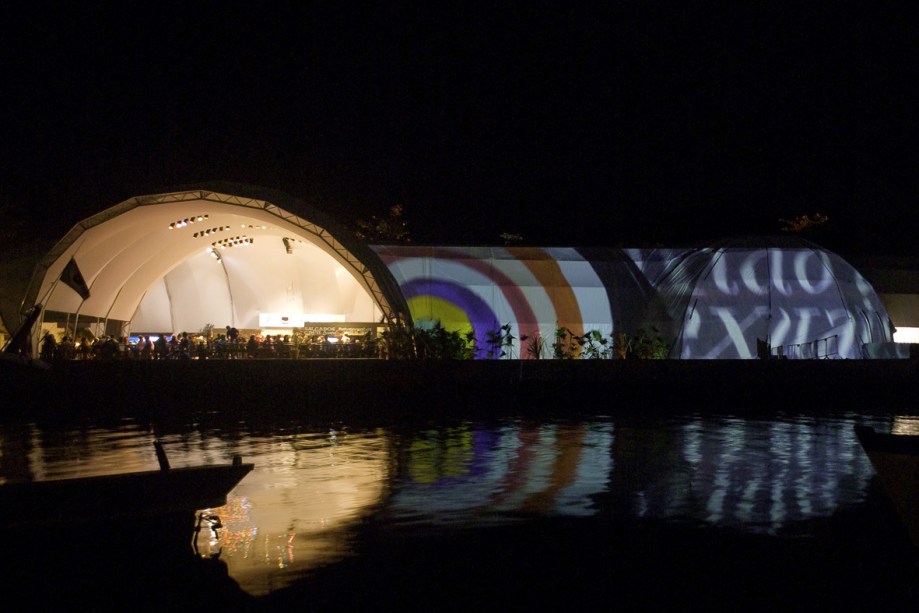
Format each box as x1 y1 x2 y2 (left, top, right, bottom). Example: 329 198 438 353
2 407 918 610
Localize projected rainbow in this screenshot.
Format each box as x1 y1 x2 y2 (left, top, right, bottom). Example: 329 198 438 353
373 245 652 359
400 279 499 359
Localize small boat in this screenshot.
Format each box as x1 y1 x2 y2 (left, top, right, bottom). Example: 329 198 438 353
854 425 919 548
0 442 254 531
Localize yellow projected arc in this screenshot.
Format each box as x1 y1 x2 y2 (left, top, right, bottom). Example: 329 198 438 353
406 295 474 335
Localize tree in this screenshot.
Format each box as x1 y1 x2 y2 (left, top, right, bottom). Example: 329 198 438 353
355 204 412 243
779 212 828 234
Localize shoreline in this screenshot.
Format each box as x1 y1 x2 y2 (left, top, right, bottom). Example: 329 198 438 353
4 358 917 422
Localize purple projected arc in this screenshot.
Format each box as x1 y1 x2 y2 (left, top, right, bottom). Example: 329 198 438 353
400 279 499 359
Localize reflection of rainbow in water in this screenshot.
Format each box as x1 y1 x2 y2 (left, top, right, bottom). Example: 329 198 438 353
390 421 615 520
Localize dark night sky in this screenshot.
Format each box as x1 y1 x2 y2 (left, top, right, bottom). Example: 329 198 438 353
2 2 918 255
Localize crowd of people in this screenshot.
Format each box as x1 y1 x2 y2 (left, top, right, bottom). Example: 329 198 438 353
36 325 377 362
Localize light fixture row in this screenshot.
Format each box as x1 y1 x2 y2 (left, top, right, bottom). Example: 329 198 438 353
168 214 209 229
211 236 254 248
193 226 230 238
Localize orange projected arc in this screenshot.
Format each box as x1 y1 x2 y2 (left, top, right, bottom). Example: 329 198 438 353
510 247 585 338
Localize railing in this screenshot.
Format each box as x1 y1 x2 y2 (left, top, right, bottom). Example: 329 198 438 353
771 334 839 360
47 338 382 361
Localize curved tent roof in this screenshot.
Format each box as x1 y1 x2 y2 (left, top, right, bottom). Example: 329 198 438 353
653 237 893 359
24 184 409 337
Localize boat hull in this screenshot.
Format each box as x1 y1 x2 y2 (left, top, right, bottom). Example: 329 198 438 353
855 425 919 548
0 462 254 531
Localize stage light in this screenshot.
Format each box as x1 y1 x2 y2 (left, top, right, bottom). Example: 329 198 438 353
170 214 210 230
210 234 252 250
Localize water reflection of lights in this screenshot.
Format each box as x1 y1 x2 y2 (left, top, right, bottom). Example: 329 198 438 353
388 417 877 535
0 415 894 599
614 417 876 532
389 421 614 521
891 415 919 435
191 431 390 596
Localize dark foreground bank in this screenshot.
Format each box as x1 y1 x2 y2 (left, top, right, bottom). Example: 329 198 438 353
4 358 918 423
6 479 917 612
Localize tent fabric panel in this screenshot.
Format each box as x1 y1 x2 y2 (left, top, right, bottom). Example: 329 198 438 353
668 245 893 359
165 255 235 333
377 246 624 356
131 251 236 333
130 279 174 333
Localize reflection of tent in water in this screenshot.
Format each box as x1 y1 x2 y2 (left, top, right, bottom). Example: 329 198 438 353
649 237 893 359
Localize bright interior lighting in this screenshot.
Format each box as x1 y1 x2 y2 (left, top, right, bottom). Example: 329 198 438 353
893 327 919 344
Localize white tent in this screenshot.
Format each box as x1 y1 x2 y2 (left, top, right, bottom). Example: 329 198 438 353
21 186 894 361
373 245 660 358
652 238 894 359
374 239 893 360
23 186 407 342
